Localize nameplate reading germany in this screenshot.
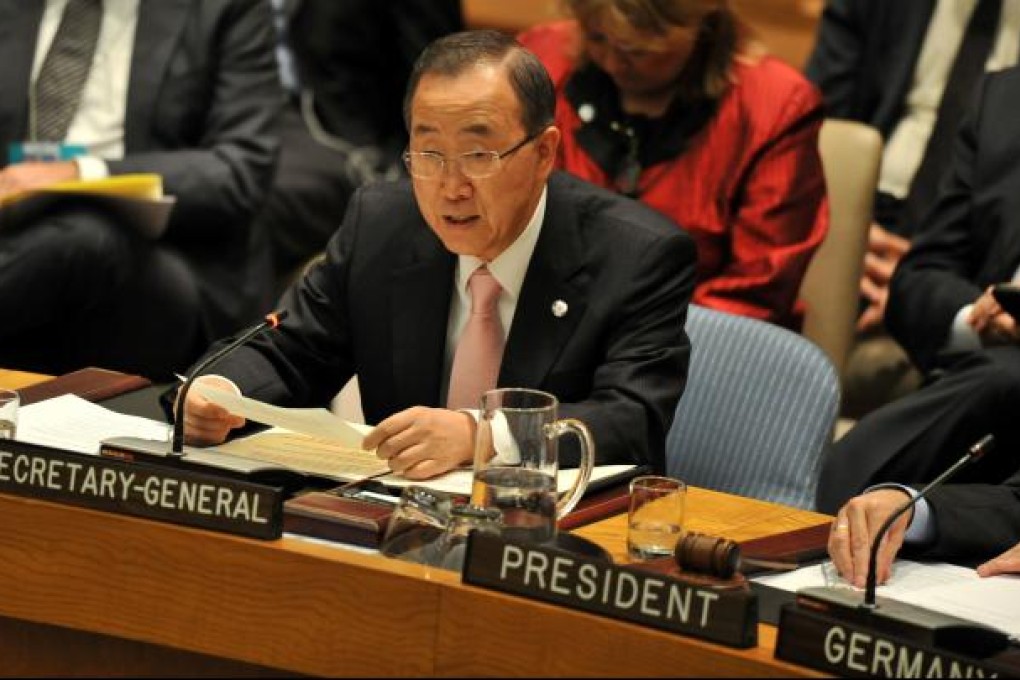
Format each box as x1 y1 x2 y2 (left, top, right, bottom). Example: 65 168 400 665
0 438 282 539
776 601 1015 678
463 532 757 648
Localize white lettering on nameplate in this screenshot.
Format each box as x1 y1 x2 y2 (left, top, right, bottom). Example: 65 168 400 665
0 445 277 537
465 533 752 648
822 625 999 678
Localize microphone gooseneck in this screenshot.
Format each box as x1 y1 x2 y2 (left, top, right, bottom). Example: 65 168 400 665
170 310 288 456
862 433 995 609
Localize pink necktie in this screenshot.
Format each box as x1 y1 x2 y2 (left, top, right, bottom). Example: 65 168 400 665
447 266 504 409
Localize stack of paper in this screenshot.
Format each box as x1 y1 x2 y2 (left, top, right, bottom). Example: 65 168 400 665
17 391 637 496
17 394 170 454
0 173 175 238
754 560 1020 639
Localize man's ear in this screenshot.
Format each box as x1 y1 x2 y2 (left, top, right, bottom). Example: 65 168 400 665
535 125 561 172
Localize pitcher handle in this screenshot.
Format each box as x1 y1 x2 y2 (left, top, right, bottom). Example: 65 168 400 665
548 418 595 519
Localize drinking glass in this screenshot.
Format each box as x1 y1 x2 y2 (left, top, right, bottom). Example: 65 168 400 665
379 486 502 571
0 389 18 440
627 475 686 560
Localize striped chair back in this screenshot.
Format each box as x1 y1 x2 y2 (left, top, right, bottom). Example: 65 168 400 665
666 305 840 510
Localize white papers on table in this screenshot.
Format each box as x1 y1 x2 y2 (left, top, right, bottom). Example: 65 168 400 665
15 393 636 500
16 394 169 455
754 560 1020 639
218 426 635 495
192 381 369 449
380 463 634 496
214 427 387 480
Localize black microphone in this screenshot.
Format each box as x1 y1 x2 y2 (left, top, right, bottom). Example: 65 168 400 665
862 433 995 608
780 433 1011 664
170 310 288 456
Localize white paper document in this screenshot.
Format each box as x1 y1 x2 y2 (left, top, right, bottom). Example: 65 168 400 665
214 427 386 480
754 560 1020 639
192 382 369 449
216 427 635 495
381 462 635 496
16 393 636 501
17 394 170 454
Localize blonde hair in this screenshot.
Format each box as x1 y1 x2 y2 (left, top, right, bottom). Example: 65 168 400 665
564 0 742 102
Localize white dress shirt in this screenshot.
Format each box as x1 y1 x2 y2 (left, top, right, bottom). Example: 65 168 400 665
869 484 937 545
879 0 1020 199
30 0 139 178
440 188 548 466
441 186 548 402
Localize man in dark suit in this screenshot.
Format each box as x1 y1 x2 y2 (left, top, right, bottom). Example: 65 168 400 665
809 1 945 146
817 66 1020 514
0 0 280 379
182 30 696 480
263 0 462 292
806 0 1019 417
828 471 1020 587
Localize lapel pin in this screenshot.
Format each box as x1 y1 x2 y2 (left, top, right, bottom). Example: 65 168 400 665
578 103 595 123
551 300 568 318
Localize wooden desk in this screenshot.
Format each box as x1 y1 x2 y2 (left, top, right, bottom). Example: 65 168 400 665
436 489 828 677
0 486 827 677
0 369 47 391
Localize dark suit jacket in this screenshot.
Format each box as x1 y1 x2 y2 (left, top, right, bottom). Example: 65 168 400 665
913 471 1020 561
887 67 1020 373
289 0 461 158
0 0 281 336
209 172 697 472
806 0 935 137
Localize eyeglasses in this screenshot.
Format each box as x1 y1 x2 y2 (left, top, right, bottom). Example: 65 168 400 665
403 131 541 180
583 28 695 62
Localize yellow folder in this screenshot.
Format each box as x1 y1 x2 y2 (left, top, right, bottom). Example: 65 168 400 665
0 173 175 239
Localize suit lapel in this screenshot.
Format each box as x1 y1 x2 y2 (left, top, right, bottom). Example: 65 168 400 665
883 0 937 132
0 2 44 149
980 212 1020 286
390 227 456 408
500 179 589 390
125 0 191 151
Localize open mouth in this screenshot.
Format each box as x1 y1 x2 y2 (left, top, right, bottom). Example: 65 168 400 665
444 214 479 227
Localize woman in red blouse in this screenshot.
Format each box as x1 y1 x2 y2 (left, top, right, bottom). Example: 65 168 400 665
518 0 828 329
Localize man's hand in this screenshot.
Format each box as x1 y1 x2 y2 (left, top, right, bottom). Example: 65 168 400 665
363 407 475 480
858 224 911 332
968 285 1020 344
828 488 913 588
179 376 246 446
977 542 1020 577
0 161 79 199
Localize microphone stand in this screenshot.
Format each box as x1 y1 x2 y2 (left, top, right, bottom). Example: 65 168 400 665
170 310 288 456
771 435 1013 671
862 433 995 609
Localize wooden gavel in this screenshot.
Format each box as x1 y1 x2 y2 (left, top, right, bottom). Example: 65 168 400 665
674 532 796 578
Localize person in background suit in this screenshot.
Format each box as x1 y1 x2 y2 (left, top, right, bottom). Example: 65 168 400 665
828 470 1020 587
262 0 463 294
817 66 1020 515
806 0 1020 417
518 0 828 330
181 30 696 480
0 0 280 380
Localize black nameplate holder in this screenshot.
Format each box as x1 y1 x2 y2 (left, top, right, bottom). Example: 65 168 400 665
0 438 283 540
776 594 1020 677
462 531 758 649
